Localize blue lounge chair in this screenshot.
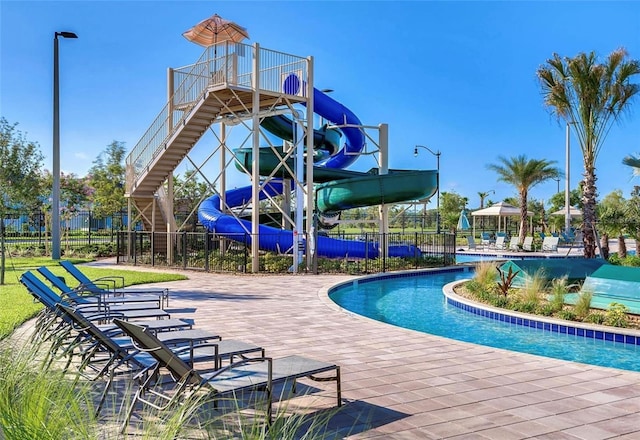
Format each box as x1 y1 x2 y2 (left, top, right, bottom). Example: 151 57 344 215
59 261 169 307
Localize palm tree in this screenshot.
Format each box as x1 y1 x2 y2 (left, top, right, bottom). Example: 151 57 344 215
537 48 640 258
623 154 640 176
487 155 561 243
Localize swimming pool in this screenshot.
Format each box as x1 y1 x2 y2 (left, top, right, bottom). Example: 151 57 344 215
329 269 640 372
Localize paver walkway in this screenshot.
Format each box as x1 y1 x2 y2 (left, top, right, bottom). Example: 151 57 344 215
90 261 640 439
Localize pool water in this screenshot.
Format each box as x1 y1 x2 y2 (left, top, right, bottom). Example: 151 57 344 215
330 270 640 372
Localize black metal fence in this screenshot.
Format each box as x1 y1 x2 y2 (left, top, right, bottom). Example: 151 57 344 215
2 210 126 256
116 230 456 274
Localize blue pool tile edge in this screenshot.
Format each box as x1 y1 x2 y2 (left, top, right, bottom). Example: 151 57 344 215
443 279 640 347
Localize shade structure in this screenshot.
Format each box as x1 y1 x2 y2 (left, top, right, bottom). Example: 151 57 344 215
470 202 533 238
457 209 470 231
550 206 582 217
182 13 249 48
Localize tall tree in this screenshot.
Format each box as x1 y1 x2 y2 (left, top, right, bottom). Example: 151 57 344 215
598 190 628 259
0 118 44 284
487 155 560 243
537 48 640 258
440 191 468 232
88 141 126 224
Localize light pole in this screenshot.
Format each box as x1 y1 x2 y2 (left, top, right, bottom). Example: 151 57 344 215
414 145 441 233
52 31 78 260
553 177 560 194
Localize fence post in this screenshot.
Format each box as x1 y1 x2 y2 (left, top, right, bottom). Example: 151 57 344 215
182 231 187 270
204 231 210 272
88 210 92 245
132 230 137 265
243 233 248 273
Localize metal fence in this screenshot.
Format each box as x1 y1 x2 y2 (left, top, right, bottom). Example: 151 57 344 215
116 230 456 274
2 210 126 256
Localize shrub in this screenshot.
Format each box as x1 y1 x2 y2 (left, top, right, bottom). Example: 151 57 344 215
556 309 577 321
537 303 556 316
574 290 593 320
549 276 568 312
473 262 497 290
584 311 606 325
604 303 629 328
519 269 547 307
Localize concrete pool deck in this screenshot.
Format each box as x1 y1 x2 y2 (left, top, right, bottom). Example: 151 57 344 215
87 260 640 439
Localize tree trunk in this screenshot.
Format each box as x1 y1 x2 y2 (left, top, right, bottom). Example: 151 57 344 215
618 235 627 259
0 222 5 285
582 168 598 258
519 190 528 243
600 233 609 260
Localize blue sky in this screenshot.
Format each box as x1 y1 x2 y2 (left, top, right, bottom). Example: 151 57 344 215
1 1 639 211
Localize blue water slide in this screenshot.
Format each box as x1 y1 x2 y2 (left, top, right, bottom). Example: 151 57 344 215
198 78 422 258
283 74 364 170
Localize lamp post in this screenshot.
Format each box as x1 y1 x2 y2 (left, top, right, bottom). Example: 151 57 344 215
414 145 441 233
553 177 560 194
52 31 78 260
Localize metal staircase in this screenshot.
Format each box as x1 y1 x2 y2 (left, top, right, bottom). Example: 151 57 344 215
123 42 310 265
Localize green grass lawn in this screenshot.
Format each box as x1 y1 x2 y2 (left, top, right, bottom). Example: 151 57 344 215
0 257 187 340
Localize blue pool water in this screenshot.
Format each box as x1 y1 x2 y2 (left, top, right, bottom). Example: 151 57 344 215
330 270 640 372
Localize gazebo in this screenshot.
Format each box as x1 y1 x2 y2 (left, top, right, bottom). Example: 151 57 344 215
471 201 533 238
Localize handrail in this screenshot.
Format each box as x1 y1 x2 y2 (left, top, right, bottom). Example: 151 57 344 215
125 43 309 194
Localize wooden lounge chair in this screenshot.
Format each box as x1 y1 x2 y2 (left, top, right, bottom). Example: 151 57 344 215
113 319 341 433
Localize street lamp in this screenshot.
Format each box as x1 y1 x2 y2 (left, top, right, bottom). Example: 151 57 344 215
553 177 560 194
414 145 441 233
52 31 78 260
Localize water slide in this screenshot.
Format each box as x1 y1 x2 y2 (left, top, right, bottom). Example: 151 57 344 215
198 78 437 258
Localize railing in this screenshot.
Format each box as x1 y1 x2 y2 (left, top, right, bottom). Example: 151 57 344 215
117 231 456 274
125 42 309 192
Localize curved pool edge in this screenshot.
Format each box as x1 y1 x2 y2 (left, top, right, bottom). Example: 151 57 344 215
443 279 640 345
318 266 472 327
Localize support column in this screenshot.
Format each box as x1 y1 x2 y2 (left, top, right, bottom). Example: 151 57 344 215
305 56 315 272
378 124 389 259
251 43 261 273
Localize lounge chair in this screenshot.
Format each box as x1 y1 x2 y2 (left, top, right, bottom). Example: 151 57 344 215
466 236 483 250
480 232 494 247
113 318 341 433
522 236 535 252
20 271 194 352
542 236 559 252
20 271 172 323
507 237 520 251
38 266 162 310
59 261 169 307
56 304 254 417
493 236 506 250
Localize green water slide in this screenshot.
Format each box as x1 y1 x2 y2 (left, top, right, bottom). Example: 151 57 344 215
234 146 438 213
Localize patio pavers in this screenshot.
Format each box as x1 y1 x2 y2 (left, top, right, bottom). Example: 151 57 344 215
91 261 640 438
